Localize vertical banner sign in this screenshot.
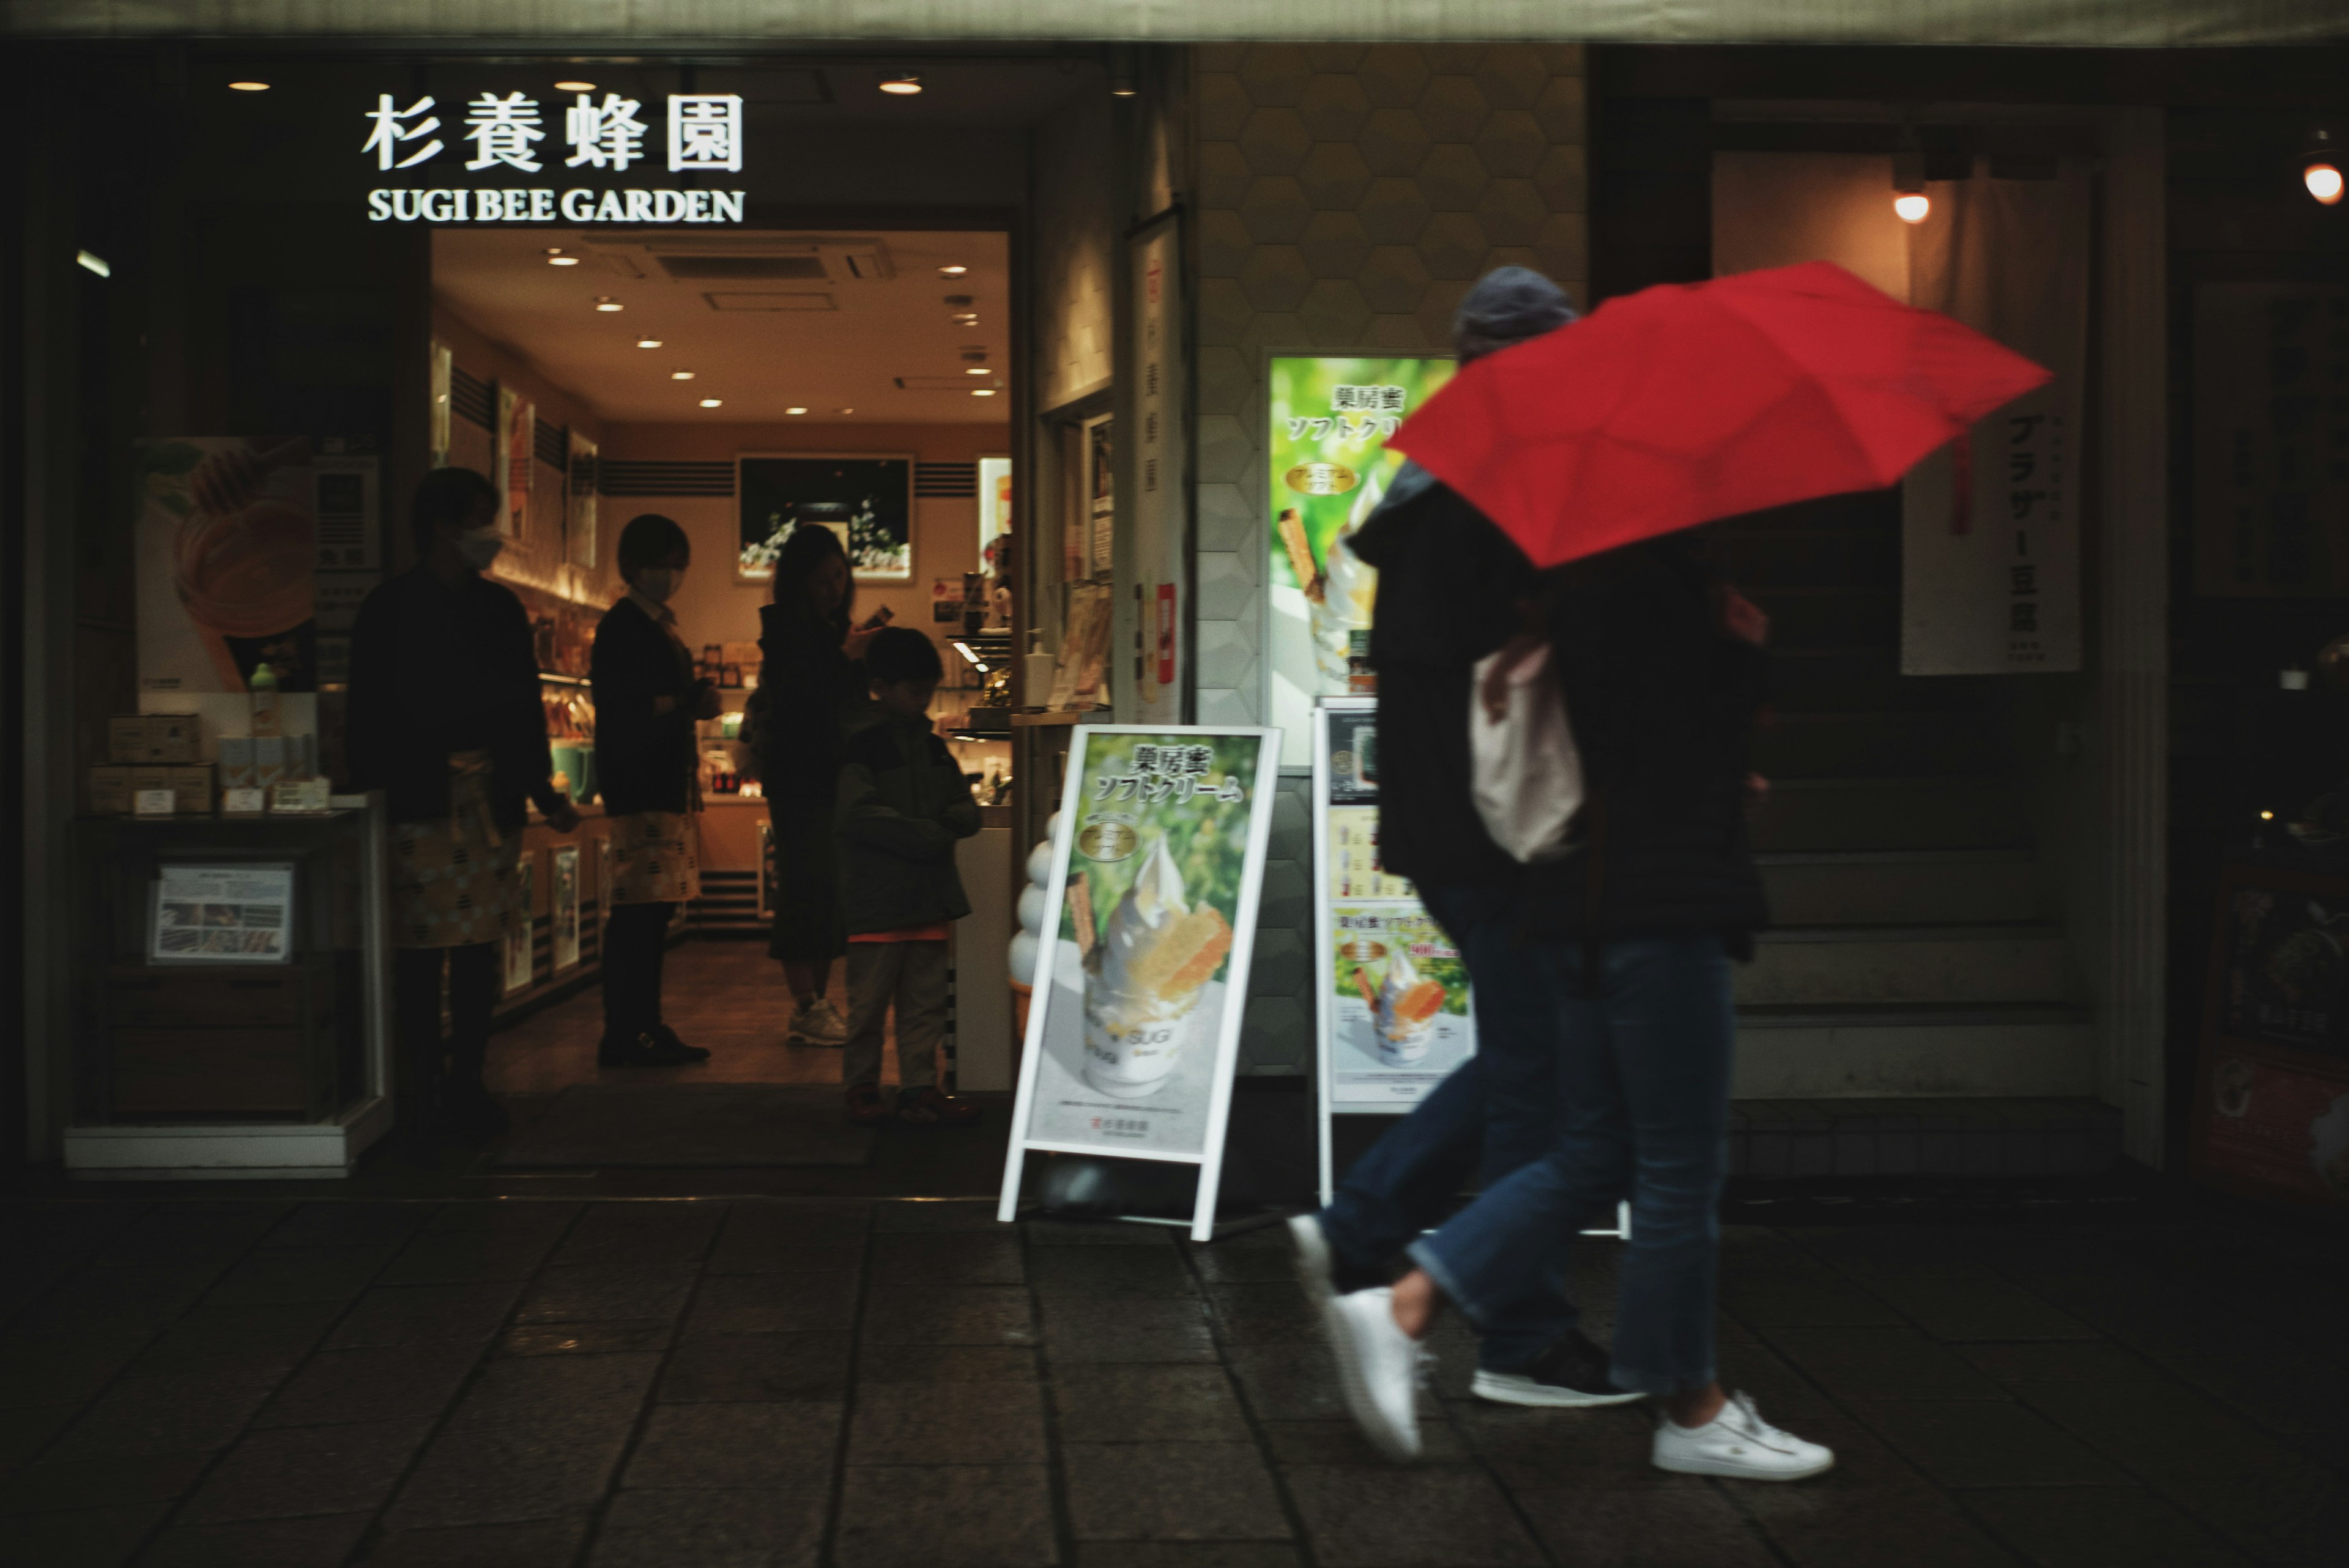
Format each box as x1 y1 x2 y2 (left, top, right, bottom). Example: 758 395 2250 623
1127 212 1188 725
1000 726 1280 1241
2192 865 2349 1208
1901 164 2090 675
551 845 582 974
2191 283 2349 596
1312 700 1477 1202
1267 357 1456 764
504 851 537 996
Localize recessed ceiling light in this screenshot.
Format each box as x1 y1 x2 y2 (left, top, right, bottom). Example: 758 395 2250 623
834 407 855 414
228 81 269 92
76 250 111 279
670 369 696 380
554 80 597 92
965 366 991 375
548 254 580 267
880 74 923 95
636 338 662 349
699 398 723 408
971 388 997 398
938 265 968 277
592 297 623 312
785 407 809 415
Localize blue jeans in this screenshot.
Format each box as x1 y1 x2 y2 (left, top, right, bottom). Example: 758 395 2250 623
1316 880 1575 1370
1412 936 1734 1397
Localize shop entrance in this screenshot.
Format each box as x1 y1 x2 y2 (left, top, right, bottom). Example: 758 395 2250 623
425 223 1018 1141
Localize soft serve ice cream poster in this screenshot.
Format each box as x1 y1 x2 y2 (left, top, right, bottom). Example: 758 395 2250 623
1329 908 1473 1103
1017 730 1274 1160
1266 356 1454 765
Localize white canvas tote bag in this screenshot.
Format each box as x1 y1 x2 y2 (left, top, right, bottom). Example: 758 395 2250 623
1468 642 1584 863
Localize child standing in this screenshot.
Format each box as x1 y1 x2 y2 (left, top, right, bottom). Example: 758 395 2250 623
836 627 985 1125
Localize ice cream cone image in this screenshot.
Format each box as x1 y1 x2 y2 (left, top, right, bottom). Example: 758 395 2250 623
1307 468 1386 688
1079 835 1233 1096
1373 946 1445 1067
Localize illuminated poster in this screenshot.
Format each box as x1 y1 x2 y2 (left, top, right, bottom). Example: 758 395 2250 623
737 454 913 583
551 844 582 974
1266 356 1455 764
978 456 1013 577
498 387 534 539
504 851 536 996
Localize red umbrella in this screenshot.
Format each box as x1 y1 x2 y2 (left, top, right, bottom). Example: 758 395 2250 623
1389 261 2050 569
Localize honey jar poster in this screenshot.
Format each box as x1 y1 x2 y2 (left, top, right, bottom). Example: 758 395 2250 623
1006 727 1279 1166
1265 355 1454 765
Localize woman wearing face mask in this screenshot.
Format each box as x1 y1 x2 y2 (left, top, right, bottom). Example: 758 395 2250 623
751 525 877 1048
349 467 581 1142
590 513 721 1067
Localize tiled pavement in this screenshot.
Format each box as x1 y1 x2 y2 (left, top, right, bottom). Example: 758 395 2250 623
2 1197 2344 1567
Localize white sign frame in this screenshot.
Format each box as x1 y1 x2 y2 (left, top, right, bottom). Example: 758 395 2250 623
150 863 297 966
998 724 1282 1241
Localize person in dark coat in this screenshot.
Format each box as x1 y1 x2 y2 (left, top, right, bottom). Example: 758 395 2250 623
751 525 874 1047
349 466 579 1141
590 512 718 1068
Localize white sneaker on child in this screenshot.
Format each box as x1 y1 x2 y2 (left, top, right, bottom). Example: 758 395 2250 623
1652 1391 1835 1481
788 998 848 1046
1326 1287 1423 1463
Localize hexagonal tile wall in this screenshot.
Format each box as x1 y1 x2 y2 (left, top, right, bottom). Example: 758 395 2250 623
1189 43 1589 1072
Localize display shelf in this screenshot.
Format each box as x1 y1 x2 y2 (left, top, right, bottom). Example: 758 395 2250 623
1010 708 1109 728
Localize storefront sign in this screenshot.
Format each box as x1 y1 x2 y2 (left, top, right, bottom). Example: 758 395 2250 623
1126 213 1187 725
360 91 748 223
150 864 295 965
1266 356 1455 765
1901 164 2090 675
998 725 1278 1240
2194 863 2349 1207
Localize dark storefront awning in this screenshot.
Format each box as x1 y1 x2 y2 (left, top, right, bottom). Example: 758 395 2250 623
6 0 2348 48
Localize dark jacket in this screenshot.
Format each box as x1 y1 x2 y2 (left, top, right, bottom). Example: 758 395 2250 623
1349 462 1534 890
347 567 560 829
1526 533 1771 950
834 711 981 934
590 595 700 816
756 602 862 802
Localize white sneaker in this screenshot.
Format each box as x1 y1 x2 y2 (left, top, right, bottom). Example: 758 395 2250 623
1326 1287 1423 1463
1288 1213 1337 1311
789 998 848 1046
1652 1392 1835 1481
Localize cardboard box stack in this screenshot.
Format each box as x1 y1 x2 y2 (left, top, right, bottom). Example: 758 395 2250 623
92 715 213 815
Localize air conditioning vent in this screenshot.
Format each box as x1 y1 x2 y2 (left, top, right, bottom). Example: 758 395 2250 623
658 255 829 281
706 292 836 311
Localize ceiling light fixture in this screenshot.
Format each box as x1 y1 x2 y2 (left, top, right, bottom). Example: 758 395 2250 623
834 407 855 414
2306 129 2345 205
228 81 270 92
785 406 809 415
636 338 662 349
965 367 992 375
553 80 597 92
879 73 923 95
1891 131 1931 226
593 296 623 312
971 388 998 398
699 398 723 408
1108 45 1139 98
938 265 968 277
76 250 111 279
670 369 696 380
547 253 579 266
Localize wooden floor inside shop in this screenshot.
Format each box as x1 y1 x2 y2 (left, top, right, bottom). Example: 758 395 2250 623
487 937 901 1092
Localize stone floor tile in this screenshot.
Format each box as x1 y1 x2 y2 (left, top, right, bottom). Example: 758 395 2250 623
621 1402 842 1488
380 1355 661 1528
1219 1344 1348 1424
1201 1283 1322 1344
133 1511 371 1568
1184 1238 1299 1285
588 1485 828 1568
1716 1249 1907 1329
1713 1339 1839 1419
1069 1547 1302 1568
1837 1263 2098 1343
1452 1401 1669 1491
440 1352 662 1431
1052 1364 1249 1443
705 1202 870 1274
4 1501 172 1568
1739 1488 2019 1568
1028 1244 1197 1297
325 1281 525 1348
832 1464 1055 1568
0 1253 80 1323
11 1266 225 1336
499 1321 675 1358
1063 1442 1291 1542
513 1265 697 1325
869 1199 1003 1233
0 1201 150 1257
197 1247 395 1307
1762 1325 2014 1402
92 1204 289 1268
1285 1465 1544 1567
258 1203 435 1252
871 1232 1026 1287
683 1272 859 1336
846 1380 1045 1465
0 1329 152 1410
1951 1341 2162 1389
377 1207 576 1285
704 1240 865 1277
177 1418 432 1522
1257 1416 1472 1466
254 1342 486 1428
1515 1482 1783 1567
548 1203 724 1270
1025 1220 1180 1246
119 1303 342 1379
1964 1487 2255 1568
360 1517 590 1567
659 1332 852 1402
859 1285 1034 1347
1847 1399 2131 1489
1038 1294 1218 1364
854 1345 1039 1384
0 1400 81 1470
0 1451 213 1516
2161 1353 2349 1458
49 1369 282 1460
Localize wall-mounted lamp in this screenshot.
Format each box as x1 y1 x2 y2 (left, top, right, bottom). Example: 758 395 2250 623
2306 128 2344 206
1107 46 1139 98
880 73 923 97
1892 142 1930 225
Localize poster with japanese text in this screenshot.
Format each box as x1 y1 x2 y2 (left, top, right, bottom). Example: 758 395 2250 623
1000 727 1279 1239
150 864 296 965
1267 357 1455 764
503 852 536 996
1126 215 1188 725
2194 865 2349 1207
551 845 581 974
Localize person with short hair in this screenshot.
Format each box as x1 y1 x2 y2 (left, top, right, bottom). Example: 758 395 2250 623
834 626 984 1126
349 467 581 1141
590 512 718 1068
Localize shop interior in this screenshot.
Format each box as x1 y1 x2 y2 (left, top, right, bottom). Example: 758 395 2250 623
427 223 1019 1104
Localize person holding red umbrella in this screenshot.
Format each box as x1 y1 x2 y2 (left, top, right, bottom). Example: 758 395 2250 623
1308 261 2047 1475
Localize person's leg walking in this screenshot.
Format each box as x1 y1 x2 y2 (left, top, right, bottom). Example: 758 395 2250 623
601 902 658 1041
841 943 897 1119
443 941 508 1137
889 941 978 1124
392 947 448 1137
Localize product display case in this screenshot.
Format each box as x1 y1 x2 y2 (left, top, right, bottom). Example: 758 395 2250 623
64 796 393 1177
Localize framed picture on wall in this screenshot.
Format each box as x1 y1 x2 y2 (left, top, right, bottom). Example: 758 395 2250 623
567 432 599 570
497 386 534 539
736 454 914 583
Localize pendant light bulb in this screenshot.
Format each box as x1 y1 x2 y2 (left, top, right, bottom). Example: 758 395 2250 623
2308 161 2345 206
1894 192 1932 224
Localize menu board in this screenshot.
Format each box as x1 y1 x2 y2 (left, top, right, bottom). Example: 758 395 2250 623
999 725 1280 1241
150 864 295 965
2192 863 2349 1206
